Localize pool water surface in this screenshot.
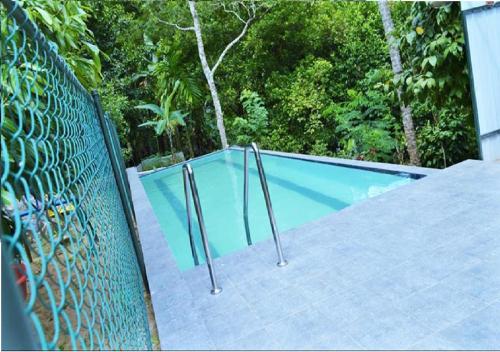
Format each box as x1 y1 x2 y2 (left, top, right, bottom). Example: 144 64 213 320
140 149 413 270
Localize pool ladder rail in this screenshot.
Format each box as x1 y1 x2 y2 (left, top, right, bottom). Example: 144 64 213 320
182 142 287 295
183 164 222 295
243 143 287 267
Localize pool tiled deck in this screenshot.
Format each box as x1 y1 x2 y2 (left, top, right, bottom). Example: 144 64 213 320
128 158 500 350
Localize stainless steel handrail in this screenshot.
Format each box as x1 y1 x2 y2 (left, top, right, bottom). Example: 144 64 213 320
183 168 199 266
183 163 222 295
243 149 252 246
243 143 288 267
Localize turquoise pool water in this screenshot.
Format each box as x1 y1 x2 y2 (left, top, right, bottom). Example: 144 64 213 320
140 150 413 270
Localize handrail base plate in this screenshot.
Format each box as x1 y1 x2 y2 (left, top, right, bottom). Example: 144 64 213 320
211 287 223 295
277 260 288 267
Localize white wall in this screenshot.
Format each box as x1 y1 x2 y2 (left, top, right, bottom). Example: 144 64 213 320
461 2 493 11
463 4 500 161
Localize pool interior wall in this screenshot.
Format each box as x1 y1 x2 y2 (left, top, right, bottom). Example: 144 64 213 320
140 149 414 270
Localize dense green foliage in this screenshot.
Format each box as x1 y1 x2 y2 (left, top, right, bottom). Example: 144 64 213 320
1 0 104 214
15 0 478 168
20 0 103 87
232 90 269 145
397 3 477 167
136 80 189 159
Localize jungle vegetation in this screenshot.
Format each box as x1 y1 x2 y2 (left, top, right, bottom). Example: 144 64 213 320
19 0 478 169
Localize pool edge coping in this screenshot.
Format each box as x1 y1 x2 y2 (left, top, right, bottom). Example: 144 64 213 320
128 150 441 348
127 158 495 349
137 149 226 177
231 146 439 179
127 167 188 350
138 147 440 179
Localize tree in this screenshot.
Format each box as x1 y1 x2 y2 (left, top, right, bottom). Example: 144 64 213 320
378 0 421 165
397 2 477 168
17 0 103 88
136 81 188 157
160 1 261 148
92 1 476 168
232 89 269 145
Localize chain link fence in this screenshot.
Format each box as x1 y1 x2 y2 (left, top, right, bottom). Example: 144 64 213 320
1 0 152 349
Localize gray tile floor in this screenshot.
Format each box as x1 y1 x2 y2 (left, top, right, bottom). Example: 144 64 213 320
128 158 500 350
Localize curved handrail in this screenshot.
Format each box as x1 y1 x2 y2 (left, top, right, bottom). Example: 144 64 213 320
183 168 199 266
183 163 222 295
243 143 287 267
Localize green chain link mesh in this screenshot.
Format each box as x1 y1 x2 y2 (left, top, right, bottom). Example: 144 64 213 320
1 0 152 349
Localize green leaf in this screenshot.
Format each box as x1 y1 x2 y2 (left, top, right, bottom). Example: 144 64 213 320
170 111 188 126
406 31 416 44
84 41 99 56
83 42 101 73
1 187 12 207
135 103 163 116
428 56 437 67
35 7 53 26
131 72 149 82
143 33 154 47
421 58 428 69
155 119 167 135
138 121 157 128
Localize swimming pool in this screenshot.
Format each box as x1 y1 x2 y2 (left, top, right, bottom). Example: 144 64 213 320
140 149 414 270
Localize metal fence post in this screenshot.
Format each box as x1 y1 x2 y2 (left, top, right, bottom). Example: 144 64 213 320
107 118 137 220
1 247 38 350
105 116 137 224
92 91 149 292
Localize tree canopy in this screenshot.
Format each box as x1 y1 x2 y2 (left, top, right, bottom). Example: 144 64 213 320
24 0 478 168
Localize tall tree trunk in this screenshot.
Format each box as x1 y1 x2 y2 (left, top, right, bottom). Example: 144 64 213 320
378 0 421 166
188 1 229 149
167 130 175 157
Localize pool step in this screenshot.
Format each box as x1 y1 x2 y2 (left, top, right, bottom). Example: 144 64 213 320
181 142 288 295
